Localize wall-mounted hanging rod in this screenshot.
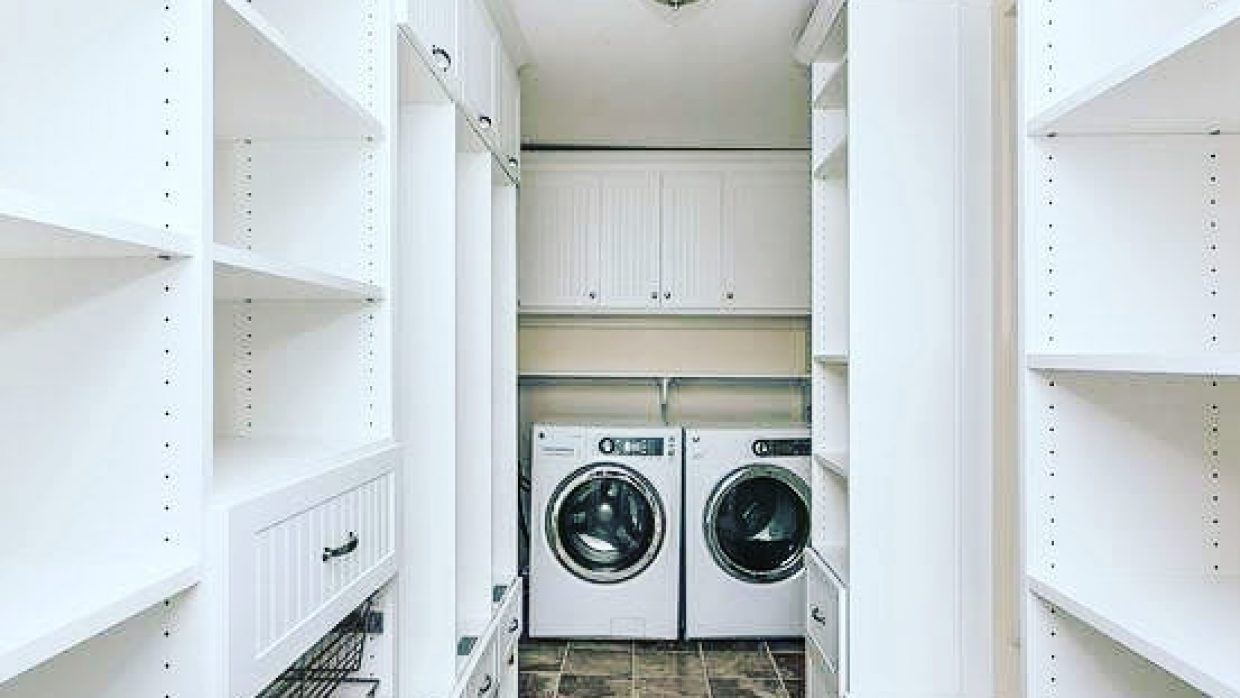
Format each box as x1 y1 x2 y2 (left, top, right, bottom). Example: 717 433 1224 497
517 371 811 424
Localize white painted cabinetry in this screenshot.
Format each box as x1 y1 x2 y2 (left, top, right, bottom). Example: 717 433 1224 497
599 172 662 309
403 0 459 81
519 153 810 315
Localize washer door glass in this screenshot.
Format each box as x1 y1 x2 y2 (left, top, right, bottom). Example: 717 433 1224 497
548 465 665 584
706 465 810 583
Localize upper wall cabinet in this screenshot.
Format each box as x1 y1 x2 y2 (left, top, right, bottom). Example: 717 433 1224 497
460 0 496 128
519 153 810 315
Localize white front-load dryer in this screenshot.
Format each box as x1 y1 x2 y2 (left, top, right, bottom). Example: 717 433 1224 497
529 424 681 639
684 427 811 638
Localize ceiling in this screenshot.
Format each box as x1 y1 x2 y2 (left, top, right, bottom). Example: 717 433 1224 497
510 0 815 149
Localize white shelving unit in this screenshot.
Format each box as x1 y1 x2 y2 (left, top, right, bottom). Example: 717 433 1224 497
1021 2 1240 696
396 12 523 697
0 0 208 691
804 4 851 697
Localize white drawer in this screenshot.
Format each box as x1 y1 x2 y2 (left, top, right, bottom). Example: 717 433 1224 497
465 637 499 698
497 577 523 659
805 546 847 696
222 443 400 698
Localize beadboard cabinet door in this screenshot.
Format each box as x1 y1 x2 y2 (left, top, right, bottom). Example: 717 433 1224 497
517 171 599 309
724 169 811 312
406 0 457 81
598 172 661 309
459 0 496 127
660 171 726 311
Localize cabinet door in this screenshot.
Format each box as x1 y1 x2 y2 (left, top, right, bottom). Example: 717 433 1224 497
597 172 661 309
660 172 724 310
408 0 457 80
494 48 519 159
724 170 811 312
460 0 496 125
517 171 599 309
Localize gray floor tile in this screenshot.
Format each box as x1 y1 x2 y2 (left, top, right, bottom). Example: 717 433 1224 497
703 650 779 679
563 648 633 676
708 677 789 698
771 653 804 681
700 640 766 652
635 640 699 654
519 642 567 672
635 676 710 697
556 675 634 698
634 651 706 679
517 672 558 698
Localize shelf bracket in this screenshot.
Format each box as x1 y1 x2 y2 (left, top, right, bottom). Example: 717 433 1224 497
658 377 672 425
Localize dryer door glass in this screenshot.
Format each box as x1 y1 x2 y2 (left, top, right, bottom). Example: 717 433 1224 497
548 464 665 584
706 465 810 583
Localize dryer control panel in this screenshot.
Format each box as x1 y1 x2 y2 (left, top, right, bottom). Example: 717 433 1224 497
752 439 811 457
599 436 669 457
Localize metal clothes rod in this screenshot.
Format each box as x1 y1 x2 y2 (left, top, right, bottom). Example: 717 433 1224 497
517 372 812 425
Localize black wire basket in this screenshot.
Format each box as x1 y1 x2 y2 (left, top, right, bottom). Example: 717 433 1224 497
256 597 382 698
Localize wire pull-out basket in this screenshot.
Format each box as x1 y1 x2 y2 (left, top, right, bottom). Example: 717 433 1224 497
257 597 381 698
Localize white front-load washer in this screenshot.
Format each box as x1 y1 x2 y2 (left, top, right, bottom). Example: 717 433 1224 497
529 424 681 639
684 426 812 638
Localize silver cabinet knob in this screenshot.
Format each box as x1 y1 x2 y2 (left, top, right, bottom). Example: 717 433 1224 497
588 291 597 300
431 46 451 71
663 291 672 300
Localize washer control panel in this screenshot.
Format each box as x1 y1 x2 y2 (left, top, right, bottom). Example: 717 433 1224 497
752 439 811 457
599 436 670 457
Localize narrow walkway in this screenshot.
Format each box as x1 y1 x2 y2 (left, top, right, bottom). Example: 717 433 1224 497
518 639 805 698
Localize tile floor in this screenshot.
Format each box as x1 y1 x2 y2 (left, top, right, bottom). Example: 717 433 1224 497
518 639 804 698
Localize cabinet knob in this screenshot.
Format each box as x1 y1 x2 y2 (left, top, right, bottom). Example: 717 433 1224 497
588 291 597 300
508 618 520 633
431 46 452 71
478 674 493 695
725 291 735 300
508 156 519 169
663 291 672 300
478 115 493 130
650 291 659 300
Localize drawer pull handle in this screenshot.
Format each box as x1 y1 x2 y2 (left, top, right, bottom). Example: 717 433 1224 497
810 606 827 625
479 115 493 130
508 650 516 666
507 618 520 633
322 532 359 562
478 674 493 695
432 46 452 71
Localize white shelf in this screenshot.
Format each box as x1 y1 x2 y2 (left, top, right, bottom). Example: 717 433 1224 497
1029 573 1240 698
814 353 849 367
0 187 193 259
1028 352 1240 377
813 60 848 110
0 552 199 683
1029 1 1240 135
813 134 848 180
814 451 849 479
213 244 383 301
214 0 382 139
213 436 397 508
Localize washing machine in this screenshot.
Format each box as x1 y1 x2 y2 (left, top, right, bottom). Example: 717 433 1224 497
684 426 812 638
529 424 681 639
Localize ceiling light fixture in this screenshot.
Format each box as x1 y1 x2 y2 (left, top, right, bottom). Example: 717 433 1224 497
650 0 703 9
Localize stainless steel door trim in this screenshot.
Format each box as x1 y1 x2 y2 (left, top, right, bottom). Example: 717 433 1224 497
703 463 810 584
545 462 666 584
